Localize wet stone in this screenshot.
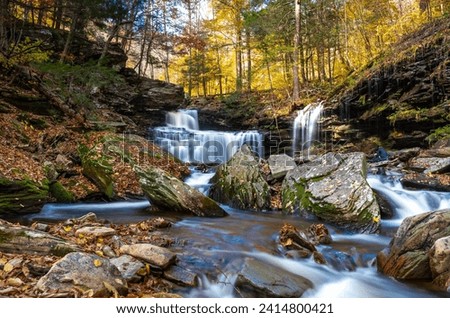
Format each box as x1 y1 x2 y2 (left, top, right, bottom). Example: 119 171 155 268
235 258 313 298
163 265 198 287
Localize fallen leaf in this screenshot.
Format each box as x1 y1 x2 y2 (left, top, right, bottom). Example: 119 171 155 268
93 259 102 267
7 277 23 287
3 263 14 273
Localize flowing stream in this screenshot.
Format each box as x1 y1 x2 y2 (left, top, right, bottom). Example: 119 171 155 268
169 172 450 298
5 108 450 298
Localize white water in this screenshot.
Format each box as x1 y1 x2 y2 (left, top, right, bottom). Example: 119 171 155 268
367 174 450 226
293 101 324 156
184 167 215 194
153 109 263 164
177 172 450 298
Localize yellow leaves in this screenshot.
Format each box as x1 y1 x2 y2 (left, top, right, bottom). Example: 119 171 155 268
7 277 23 287
373 215 381 223
93 259 103 267
63 225 73 232
3 263 14 273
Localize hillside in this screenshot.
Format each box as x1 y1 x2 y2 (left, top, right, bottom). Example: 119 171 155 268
334 17 450 149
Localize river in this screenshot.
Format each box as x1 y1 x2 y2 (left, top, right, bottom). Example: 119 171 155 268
4 109 450 298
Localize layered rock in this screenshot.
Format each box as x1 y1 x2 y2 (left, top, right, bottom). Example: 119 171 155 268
0 219 79 256
282 152 380 233
377 209 450 281
209 145 271 211
336 18 450 148
0 178 48 214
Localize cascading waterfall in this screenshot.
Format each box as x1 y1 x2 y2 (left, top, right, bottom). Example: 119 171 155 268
293 101 324 156
153 109 263 164
367 173 450 226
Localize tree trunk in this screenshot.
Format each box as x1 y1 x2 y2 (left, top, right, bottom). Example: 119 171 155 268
53 0 63 29
60 10 79 63
235 30 243 92
245 27 251 92
292 0 301 101
98 23 122 66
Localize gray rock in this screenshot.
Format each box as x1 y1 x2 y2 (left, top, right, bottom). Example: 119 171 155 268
209 145 271 211
119 244 176 269
136 166 226 217
377 209 450 280
110 255 145 283
34 223 50 232
102 245 117 258
163 265 198 287
429 236 450 290
235 258 313 297
75 226 117 237
35 252 128 297
282 152 380 233
268 154 296 179
408 157 450 174
0 220 80 256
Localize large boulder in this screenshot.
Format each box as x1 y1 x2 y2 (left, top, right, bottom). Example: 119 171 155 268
0 177 48 214
429 236 450 289
235 258 313 297
35 252 128 297
282 152 380 233
137 166 226 216
0 219 79 256
209 145 271 211
78 133 225 216
377 209 450 280
267 154 296 179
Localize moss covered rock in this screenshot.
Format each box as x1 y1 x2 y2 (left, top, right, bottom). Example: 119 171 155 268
0 219 79 255
136 166 226 217
0 177 49 214
281 152 380 233
49 181 75 203
79 143 115 199
209 145 271 211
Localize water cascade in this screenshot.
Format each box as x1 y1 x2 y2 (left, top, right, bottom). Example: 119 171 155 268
153 109 263 164
293 101 324 156
367 173 450 226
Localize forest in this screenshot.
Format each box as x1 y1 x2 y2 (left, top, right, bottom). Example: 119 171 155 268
1 0 449 99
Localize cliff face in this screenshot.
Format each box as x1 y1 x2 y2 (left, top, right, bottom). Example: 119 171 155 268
336 18 450 149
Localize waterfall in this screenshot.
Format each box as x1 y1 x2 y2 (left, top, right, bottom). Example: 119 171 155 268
293 101 324 156
153 109 263 164
166 109 199 130
367 174 450 226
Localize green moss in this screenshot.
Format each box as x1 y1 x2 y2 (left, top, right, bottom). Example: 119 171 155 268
78 144 115 199
49 181 75 203
0 229 13 244
50 243 78 257
427 124 450 144
0 178 49 213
